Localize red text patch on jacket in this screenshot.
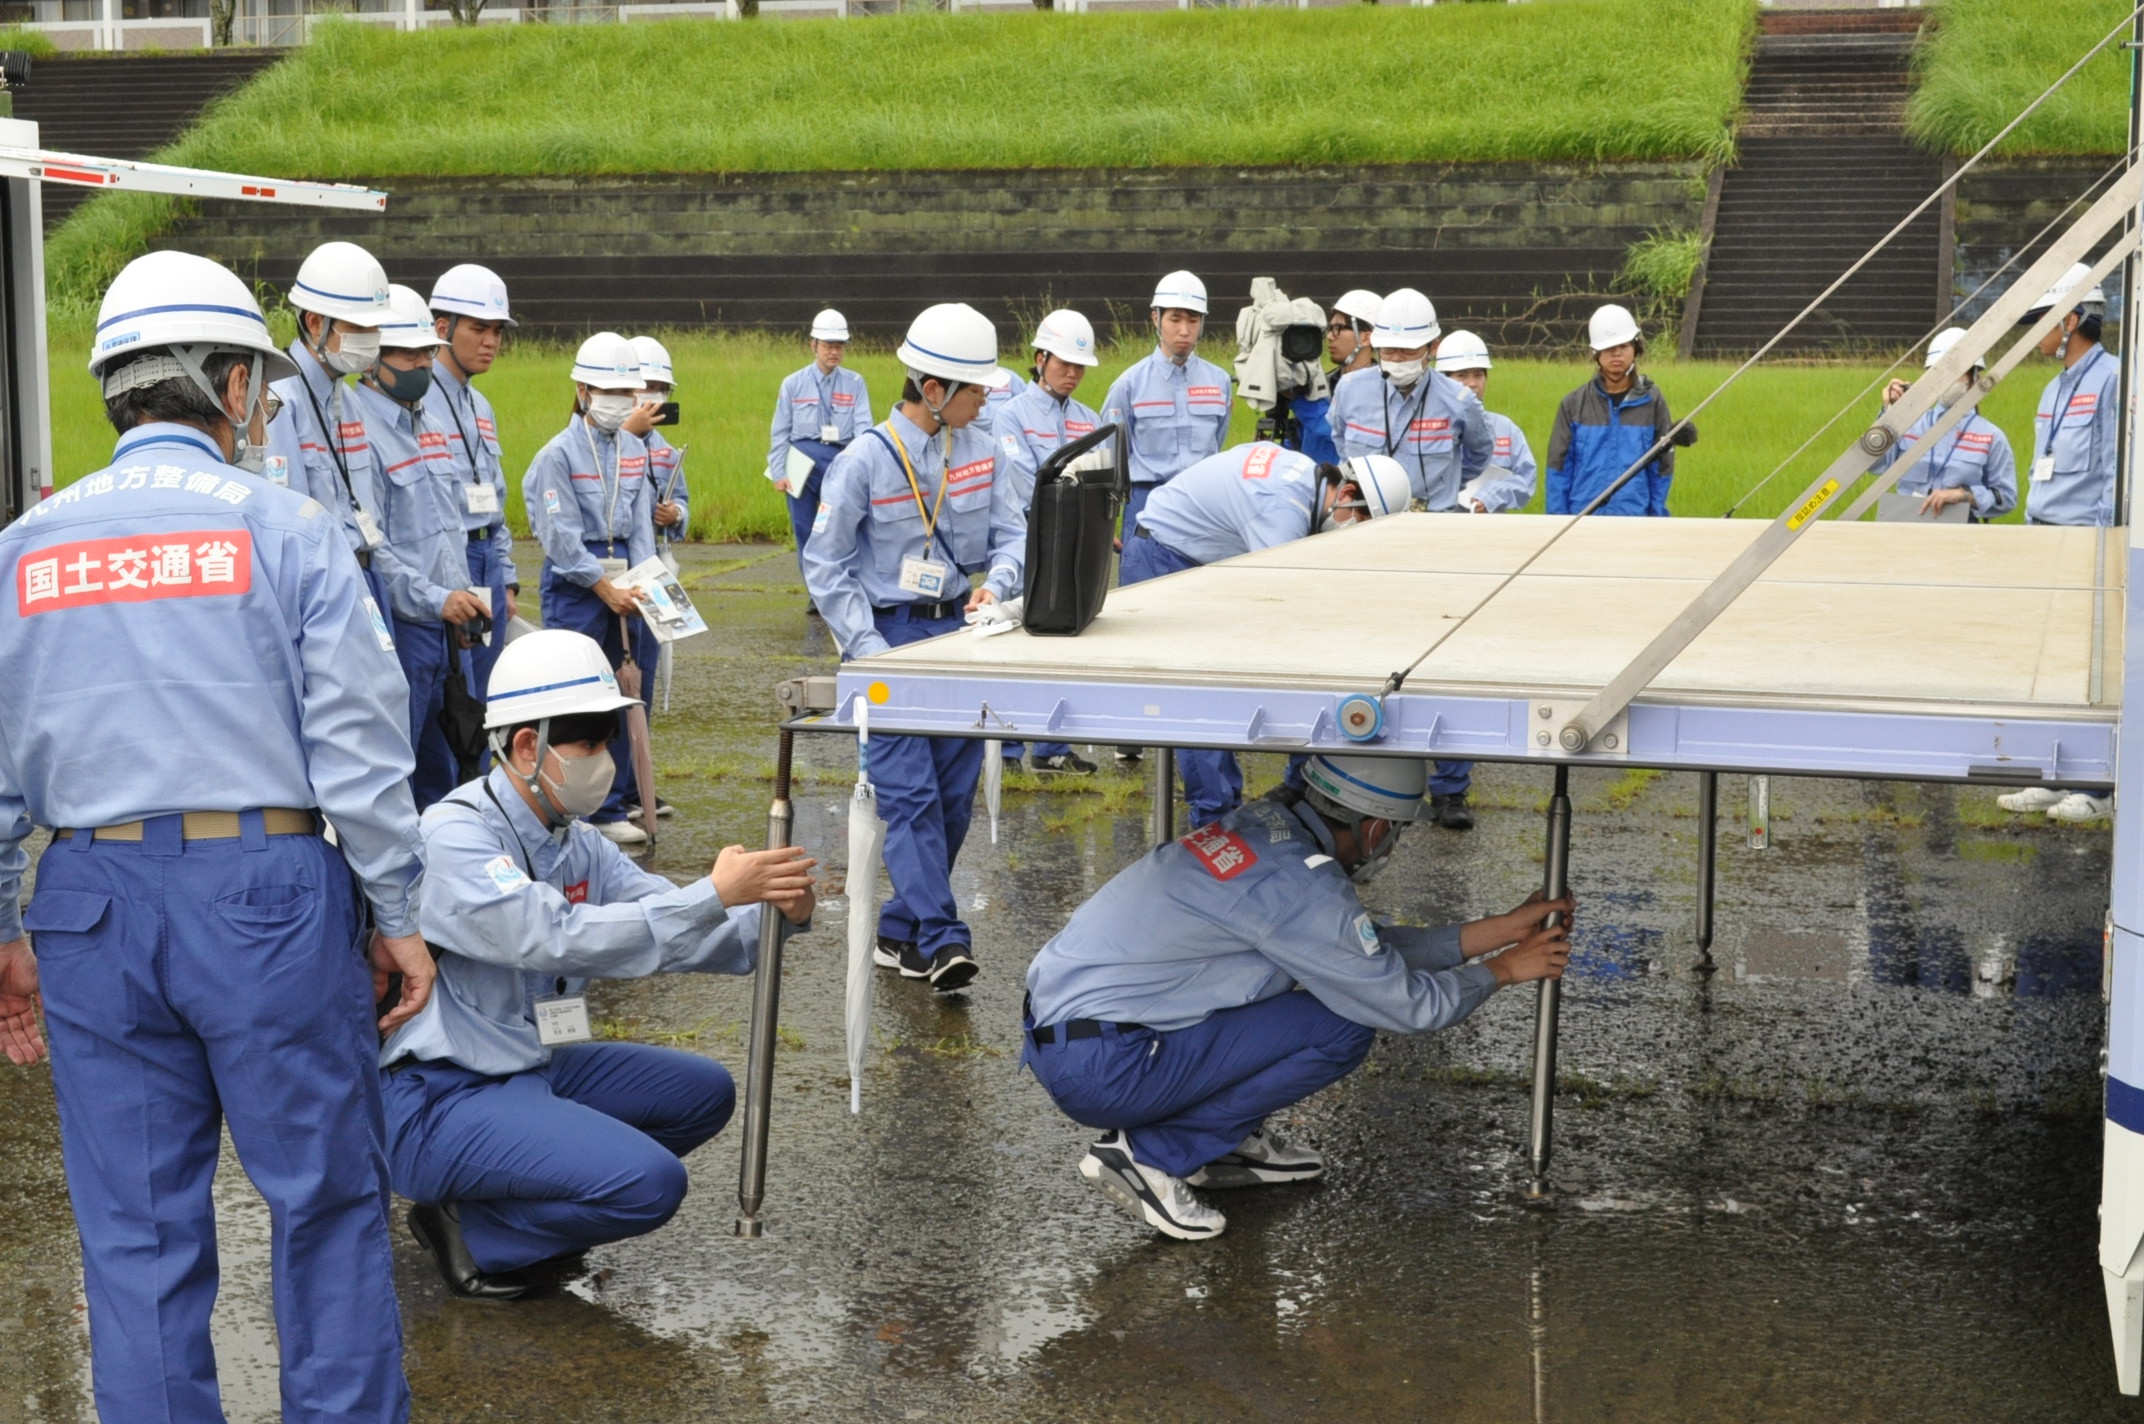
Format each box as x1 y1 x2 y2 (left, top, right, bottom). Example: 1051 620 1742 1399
1181 824 1257 880
18 531 253 614
562 880 589 905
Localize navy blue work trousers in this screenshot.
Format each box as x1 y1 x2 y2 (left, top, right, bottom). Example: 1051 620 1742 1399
869 604 985 961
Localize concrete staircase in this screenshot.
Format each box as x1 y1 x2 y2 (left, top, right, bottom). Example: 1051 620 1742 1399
10 52 286 229
1687 8 1944 356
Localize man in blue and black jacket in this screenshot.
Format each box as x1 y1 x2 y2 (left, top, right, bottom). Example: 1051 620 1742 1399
1545 304 1693 517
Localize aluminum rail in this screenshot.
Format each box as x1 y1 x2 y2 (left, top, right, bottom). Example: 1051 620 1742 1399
1555 164 2144 755
0 144 387 211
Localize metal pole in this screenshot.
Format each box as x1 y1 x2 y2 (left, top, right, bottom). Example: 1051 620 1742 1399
2119 6 2142 526
1523 765 1572 1203
1694 770 1718 974
1150 747 1176 846
735 727 795 1239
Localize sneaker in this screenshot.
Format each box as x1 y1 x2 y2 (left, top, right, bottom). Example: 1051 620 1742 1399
1032 751 1098 776
1115 746 1144 764
624 799 675 824
1187 1127 1327 1189
873 935 926 977
925 945 979 994
1997 786 2066 813
594 819 648 845
1432 793 1475 831
2048 792 2113 822
1079 1131 1226 1241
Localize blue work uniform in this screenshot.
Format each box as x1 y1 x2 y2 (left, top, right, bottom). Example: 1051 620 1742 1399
767 362 873 568
1101 347 1233 533
1330 365 1492 510
1544 374 1678 517
1023 792 1495 1177
801 409 1022 963
380 768 780 1272
646 428 689 543
989 377 1102 763
1878 403 2018 521
0 421 423 1424
1122 442 1332 823
1466 411 1539 513
1283 391 1339 467
426 359 516 700
266 341 392 611
351 379 469 808
522 417 658 823
2026 345 2119 527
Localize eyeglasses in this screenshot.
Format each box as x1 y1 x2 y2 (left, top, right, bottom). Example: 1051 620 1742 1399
1326 321 1356 335
262 388 284 423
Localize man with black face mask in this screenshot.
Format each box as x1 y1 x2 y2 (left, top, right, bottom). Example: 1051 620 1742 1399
353 285 492 809
1021 753 1570 1241
382 629 817 1300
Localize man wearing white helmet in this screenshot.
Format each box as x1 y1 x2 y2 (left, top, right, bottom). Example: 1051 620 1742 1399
1329 287 1494 510
629 335 689 550
262 240 395 607
1437 331 1538 514
1876 327 2017 522
803 302 1025 993
1123 445 1411 825
1022 754 1572 1240
1101 269 1234 537
1545 303 1688 517
0 251 432 1420
987 308 1105 776
382 629 815 1300
426 263 519 704
766 308 874 605
351 285 493 809
521 333 661 845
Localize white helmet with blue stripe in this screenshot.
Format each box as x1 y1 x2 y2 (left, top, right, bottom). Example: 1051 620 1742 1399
1302 753 1428 823
429 262 516 327
1152 270 1209 316
629 334 675 387
378 285 444 351
484 628 639 730
570 331 646 391
1371 287 1441 350
286 240 391 326
1340 454 1412 520
897 303 1011 389
90 249 298 389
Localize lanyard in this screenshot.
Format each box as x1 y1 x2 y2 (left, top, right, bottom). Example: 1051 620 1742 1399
580 418 626 539
436 375 487 487
2044 347 2106 457
296 367 363 508
1383 376 1432 460
871 424 957 566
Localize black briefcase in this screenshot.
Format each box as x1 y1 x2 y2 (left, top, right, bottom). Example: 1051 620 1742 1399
1021 423 1126 637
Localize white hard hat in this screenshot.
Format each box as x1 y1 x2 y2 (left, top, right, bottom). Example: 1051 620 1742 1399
897 303 1010 389
1301 754 1428 823
571 331 646 391
1925 326 1976 369
287 240 391 326
1152 270 1209 316
484 628 639 730
1333 289 1383 326
810 308 850 343
1434 330 1492 373
2022 261 2106 322
1340 454 1411 519
1588 304 1642 351
378 285 443 351
89 250 297 386
428 262 516 328
1033 308 1099 367
629 335 675 387
1372 288 1440 349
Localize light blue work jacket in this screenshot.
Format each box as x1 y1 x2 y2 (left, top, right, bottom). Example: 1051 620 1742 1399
1330 366 1492 510
425 360 518 584
1134 442 1326 566
766 363 873 481
2026 345 2119 527
349 379 467 623
522 416 657 585
1101 348 1233 487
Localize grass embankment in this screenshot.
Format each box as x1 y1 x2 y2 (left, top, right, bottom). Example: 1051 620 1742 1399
47 325 2057 538
1907 0 2134 156
43 0 1753 309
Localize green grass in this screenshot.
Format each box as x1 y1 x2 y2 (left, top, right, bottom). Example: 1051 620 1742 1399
1907 0 2136 157
47 324 2066 537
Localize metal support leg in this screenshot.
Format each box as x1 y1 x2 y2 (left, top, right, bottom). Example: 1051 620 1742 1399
1694 770 1718 974
1150 746 1176 847
1524 765 1573 1203
735 728 795 1239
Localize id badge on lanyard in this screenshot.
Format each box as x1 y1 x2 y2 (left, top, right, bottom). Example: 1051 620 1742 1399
353 507 385 549
464 482 500 516
898 556 950 598
534 993 592 1046
875 427 957 601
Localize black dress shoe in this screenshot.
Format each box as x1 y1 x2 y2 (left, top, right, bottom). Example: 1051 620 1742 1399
408 1202 531 1301
1432 793 1476 831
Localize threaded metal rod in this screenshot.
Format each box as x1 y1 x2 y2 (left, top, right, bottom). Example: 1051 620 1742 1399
735 727 795 1238
1695 770 1718 973
1524 765 1573 1202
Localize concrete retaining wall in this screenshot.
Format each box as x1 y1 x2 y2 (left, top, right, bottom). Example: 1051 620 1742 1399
1953 156 2129 326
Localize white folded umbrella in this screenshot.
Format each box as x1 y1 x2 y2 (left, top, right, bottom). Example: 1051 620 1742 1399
845 697 886 1114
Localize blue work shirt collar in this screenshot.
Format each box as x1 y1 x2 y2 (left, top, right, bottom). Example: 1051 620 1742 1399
432 356 471 392
287 338 338 400
483 764 573 859
113 421 226 466
1279 793 1341 857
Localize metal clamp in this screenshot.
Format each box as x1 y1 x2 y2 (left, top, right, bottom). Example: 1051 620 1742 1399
1531 700 1629 758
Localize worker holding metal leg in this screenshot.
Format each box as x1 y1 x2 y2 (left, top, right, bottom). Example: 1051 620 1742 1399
384 630 814 1300
1023 755 1570 1240
520 333 660 846
1121 444 1412 825
802 303 1025 994
989 308 1105 777
0 251 433 1422
2004 262 2120 823
767 309 873 612
426 263 519 705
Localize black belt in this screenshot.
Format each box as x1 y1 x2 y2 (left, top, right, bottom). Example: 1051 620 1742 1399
873 599 963 621
467 527 493 543
1025 995 1144 1045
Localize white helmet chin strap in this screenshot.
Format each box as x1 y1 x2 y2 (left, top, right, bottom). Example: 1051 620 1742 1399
499 716 569 833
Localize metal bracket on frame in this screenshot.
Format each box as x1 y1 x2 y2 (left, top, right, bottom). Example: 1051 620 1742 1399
1528 700 1629 758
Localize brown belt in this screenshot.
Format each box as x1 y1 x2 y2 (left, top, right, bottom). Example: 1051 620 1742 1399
58 809 319 842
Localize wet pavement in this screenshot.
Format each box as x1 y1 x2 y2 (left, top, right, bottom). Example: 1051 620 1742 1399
0 541 2132 1422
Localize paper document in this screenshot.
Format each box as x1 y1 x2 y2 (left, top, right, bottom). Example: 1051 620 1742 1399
785 445 817 487
615 556 708 643
1875 491 1969 524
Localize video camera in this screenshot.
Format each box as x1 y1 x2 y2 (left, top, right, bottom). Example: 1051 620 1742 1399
1232 277 1329 449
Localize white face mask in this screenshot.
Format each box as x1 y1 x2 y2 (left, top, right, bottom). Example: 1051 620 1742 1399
543 747 615 819
1349 820 1402 884
585 392 637 432
326 329 381 376
1380 356 1426 387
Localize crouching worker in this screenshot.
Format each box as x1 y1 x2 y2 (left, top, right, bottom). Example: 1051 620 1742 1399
382 629 817 1299
1022 754 1571 1241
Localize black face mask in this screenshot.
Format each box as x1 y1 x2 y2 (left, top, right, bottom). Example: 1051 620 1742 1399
374 359 434 408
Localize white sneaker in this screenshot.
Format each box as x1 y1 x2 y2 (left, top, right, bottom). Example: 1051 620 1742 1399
1078 1131 1225 1240
2048 792 2113 823
1996 786 2065 813
595 819 649 845
1187 1127 1327 1189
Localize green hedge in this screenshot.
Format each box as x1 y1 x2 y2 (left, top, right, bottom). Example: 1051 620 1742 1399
1908 0 2134 156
